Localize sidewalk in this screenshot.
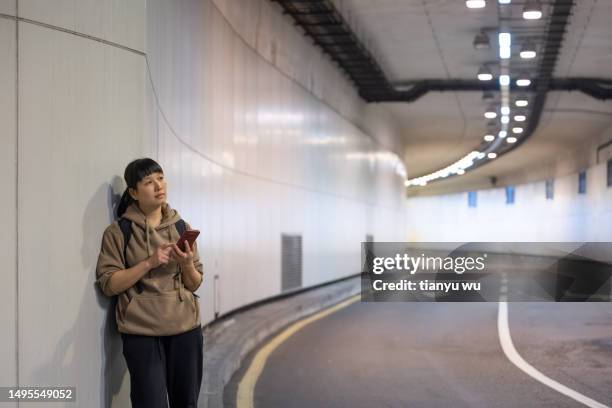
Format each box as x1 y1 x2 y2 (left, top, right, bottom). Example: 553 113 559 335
198 275 361 408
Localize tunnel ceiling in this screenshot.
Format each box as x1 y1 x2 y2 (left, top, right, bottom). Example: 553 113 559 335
272 0 612 195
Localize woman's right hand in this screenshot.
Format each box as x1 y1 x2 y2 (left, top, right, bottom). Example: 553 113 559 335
146 244 174 269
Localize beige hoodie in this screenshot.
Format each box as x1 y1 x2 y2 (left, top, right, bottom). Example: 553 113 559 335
96 201 203 335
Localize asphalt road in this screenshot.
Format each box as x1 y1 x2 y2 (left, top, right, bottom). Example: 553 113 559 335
224 301 612 407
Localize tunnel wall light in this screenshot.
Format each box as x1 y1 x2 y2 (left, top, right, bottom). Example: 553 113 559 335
499 0 511 3
466 0 486 8
484 134 495 142
507 137 518 143
512 127 524 134
523 0 543 19
405 151 481 187
514 114 526 122
484 106 497 119
488 152 497 159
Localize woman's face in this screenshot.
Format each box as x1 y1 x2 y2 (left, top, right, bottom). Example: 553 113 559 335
129 171 167 207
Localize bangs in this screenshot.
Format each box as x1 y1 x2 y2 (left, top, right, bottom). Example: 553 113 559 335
125 158 164 187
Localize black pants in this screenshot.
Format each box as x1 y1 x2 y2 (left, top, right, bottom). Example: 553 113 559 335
121 325 203 408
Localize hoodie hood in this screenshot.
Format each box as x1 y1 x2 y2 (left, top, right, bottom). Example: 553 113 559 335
122 201 181 257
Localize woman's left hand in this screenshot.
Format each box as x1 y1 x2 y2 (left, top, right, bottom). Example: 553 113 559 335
171 241 194 267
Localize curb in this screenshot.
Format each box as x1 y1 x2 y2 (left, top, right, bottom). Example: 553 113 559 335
198 276 361 408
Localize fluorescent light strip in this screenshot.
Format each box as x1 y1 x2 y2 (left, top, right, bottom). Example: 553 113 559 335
405 151 482 186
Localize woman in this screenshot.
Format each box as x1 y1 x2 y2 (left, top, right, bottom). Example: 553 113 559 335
96 158 204 408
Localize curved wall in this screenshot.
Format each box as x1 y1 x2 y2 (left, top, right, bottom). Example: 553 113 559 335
406 161 612 242
0 0 406 406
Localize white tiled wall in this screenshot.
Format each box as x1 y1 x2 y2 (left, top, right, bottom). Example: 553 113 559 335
146 0 406 324
4 0 406 406
406 162 612 242
0 16 17 408
0 0 15 15
17 19 146 407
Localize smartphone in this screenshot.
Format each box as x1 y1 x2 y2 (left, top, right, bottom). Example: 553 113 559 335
177 229 200 252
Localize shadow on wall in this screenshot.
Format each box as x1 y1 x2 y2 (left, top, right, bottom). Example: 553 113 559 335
27 178 130 407
100 177 131 407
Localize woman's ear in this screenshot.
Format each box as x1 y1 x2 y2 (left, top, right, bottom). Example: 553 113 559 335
128 187 138 201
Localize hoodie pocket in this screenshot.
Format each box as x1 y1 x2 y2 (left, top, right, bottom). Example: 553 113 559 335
120 291 198 336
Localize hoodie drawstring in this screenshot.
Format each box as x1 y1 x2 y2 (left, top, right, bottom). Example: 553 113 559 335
145 218 151 257
130 202 183 302
145 218 152 279
169 228 184 302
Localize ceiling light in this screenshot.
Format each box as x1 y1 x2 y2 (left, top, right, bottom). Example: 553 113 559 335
514 114 526 122
498 33 511 48
499 75 510 86
498 130 507 138
466 0 486 8
516 76 531 87
498 32 511 59
500 106 510 115
488 152 497 159
520 42 537 59
477 152 486 159
515 97 529 107
523 0 543 19
474 31 490 49
507 137 518 143
484 134 495 142
405 151 481 187
477 65 493 81
512 127 524 134
457 169 466 175
484 106 497 119
501 115 509 124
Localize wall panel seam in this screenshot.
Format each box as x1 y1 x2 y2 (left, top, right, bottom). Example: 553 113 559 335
0 14 145 56
15 0 20 397
144 57 402 211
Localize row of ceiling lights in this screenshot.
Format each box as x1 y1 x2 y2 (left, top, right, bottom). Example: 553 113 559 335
405 0 543 187
466 0 543 20
472 0 542 158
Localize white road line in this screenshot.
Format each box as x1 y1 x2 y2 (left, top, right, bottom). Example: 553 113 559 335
497 299 610 408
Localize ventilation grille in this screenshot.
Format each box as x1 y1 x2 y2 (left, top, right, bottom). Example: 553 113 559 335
281 234 302 291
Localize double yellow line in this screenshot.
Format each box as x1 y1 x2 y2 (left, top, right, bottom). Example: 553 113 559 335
236 294 361 408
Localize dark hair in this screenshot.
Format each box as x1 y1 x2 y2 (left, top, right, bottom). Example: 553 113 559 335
116 158 164 218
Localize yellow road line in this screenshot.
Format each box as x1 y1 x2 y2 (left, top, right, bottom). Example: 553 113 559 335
236 294 361 408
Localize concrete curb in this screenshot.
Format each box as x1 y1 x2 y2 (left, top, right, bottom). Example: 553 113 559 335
198 276 361 408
